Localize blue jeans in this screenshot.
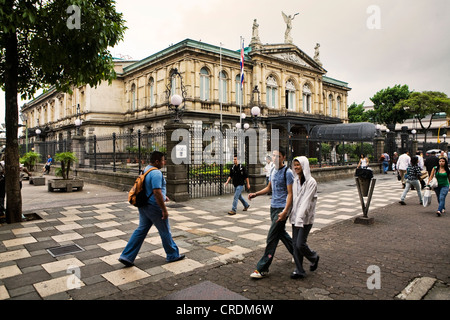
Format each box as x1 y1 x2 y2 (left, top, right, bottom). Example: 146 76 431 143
434 186 449 212
400 179 423 203
382 161 389 173
232 185 249 212
292 224 318 276
120 204 180 263
256 207 293 273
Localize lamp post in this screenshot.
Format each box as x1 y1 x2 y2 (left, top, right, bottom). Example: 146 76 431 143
443 134 447 143
75 104 82 136
19 113 28 153
166 68 187 123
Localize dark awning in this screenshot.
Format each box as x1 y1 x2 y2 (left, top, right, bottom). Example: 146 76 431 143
309 122 377 142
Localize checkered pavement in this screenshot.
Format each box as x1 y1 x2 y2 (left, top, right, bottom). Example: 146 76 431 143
0 175 417 299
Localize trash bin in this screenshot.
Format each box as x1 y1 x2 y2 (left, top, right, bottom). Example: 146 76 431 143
355 168 373 197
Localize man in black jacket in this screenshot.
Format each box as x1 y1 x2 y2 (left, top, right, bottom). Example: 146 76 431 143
225 156 250 215
424 151 439 175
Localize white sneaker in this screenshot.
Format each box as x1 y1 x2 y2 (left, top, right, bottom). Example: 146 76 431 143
250 270 268 279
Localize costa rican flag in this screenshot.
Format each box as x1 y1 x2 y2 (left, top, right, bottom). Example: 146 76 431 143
240 39 244 90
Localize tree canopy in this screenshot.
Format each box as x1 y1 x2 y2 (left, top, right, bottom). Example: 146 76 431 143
366 84 411 126
0 0 127 223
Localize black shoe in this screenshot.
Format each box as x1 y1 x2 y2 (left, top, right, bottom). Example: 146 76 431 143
290 271 305 279
118 258 134 267
243 205 250 211
167 254 186 263
310 255 320 272
399 201 406 205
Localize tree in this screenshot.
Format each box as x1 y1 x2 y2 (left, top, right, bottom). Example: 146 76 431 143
348 102 369 123
0 0 126 223
396 91 450 143
366 85 411 127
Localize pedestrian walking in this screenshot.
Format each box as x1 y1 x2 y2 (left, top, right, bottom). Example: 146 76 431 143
290 156 319 279
396 151 411 188
43 154 52 175
427 157 450 217
392 152 398 174
247 149 294 279
356 154 369 169
382 152 390 174
119 151 185 267
224 156 250 215
424 151 439 175
399 156 423 205
264 155 274 186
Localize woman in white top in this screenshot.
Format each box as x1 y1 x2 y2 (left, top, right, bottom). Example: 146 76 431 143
289 156 319 279
357 154 369 169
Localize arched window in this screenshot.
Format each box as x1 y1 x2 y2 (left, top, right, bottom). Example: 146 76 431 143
337 96 341 118
235 75 243 105
149 77 155 107
200 67 210 101
131 83 136 111
286 80 296 111
266 76 278 108
328 94 333 116
303 84 312 113
219 71 227 103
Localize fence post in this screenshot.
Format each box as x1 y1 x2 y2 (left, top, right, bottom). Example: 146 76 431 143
72 135 86 169
164 122 189 202
138 129 141 173
93 135 97 170
112 132 116 172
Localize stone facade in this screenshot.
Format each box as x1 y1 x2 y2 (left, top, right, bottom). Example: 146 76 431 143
20 38 350 146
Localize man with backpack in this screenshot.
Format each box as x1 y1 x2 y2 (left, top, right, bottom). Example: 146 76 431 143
119 151 185 267
225 156 250 215
247 149 294 279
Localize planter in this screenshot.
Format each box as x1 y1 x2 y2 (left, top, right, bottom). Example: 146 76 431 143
47 178 84 192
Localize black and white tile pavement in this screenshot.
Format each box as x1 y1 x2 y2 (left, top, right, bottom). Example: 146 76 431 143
0 175 418 299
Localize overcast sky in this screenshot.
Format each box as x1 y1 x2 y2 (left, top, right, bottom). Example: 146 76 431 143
2 0 449 125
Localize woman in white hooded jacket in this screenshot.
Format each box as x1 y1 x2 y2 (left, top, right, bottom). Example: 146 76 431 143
290 156 320 279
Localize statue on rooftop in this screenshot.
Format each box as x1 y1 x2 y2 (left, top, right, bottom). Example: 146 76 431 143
282 11 299 44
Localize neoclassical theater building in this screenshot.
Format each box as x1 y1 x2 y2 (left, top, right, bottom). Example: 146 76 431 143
20 18 351 156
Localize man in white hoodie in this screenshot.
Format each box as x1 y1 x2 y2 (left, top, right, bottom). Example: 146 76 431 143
290 156 319 279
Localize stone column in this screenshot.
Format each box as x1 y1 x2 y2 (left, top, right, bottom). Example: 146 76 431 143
247 129 267 193
164 122 190 202
71 135 86 168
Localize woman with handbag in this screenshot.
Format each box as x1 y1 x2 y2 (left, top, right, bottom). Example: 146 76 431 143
399 156 423 206
428 157 450 217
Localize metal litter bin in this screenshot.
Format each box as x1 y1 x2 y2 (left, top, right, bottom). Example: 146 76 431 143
355 168 373 197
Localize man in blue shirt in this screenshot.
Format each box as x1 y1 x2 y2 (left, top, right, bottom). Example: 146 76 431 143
119 151 185 267
247 149 294 278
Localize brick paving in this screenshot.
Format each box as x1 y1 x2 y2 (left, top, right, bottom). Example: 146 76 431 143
0 173 448 301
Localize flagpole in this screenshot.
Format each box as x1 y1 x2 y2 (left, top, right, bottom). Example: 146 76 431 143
219 42 223 131
240 37 243 130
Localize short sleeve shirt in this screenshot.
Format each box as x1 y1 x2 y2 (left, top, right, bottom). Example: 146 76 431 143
143 165 166 206
269 165 294 208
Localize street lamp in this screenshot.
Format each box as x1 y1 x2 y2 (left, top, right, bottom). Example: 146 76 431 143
166 68 187 123
75 104 82 135
443 134 447 143
251 106 261 128
19 113 28 153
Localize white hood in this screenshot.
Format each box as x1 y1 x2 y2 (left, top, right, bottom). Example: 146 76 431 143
290 156 317 227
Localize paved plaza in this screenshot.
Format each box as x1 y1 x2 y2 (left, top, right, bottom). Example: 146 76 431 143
0 172 448 301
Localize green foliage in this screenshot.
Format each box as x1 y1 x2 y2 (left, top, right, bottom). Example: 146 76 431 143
347 102 369 123
19 151 41 171
0 0 127 98
367 84 411 125
308 158 318 165
54 152 78 179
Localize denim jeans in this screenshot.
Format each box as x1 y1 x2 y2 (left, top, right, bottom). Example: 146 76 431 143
120 204 180 263
256 207 293 273
292 224 318 276
434 185 449 212
382 161 389 173
400 179 423 203
231 185 249 212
